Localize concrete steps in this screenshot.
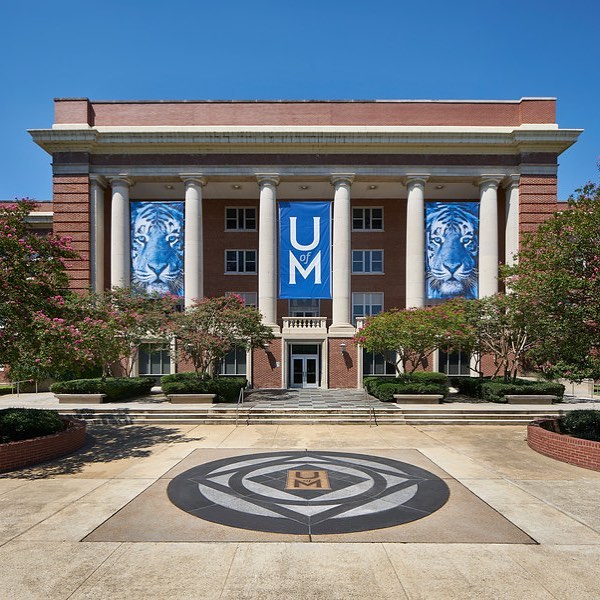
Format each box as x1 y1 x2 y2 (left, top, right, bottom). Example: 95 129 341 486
57 404 564 425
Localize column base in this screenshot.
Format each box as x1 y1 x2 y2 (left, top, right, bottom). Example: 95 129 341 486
328 323 356 336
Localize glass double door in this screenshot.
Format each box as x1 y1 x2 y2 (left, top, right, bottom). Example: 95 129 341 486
290 354 319 388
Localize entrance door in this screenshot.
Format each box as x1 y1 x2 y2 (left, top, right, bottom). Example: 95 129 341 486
289 344 320 389
291 356 319 388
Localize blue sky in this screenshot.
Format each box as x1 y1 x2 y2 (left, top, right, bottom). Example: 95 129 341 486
1 0 598 200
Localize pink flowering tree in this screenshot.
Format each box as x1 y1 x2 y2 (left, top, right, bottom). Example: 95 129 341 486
355 299 474 376
169 295 274 378
503 181 600 381
0 200 77 381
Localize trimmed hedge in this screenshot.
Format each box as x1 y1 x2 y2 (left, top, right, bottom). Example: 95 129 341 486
160 374 247 403
481 380 565 403
0 408 66 443
50 377 154 401
562 410 600 442
375 382 449 402
454 377 488 398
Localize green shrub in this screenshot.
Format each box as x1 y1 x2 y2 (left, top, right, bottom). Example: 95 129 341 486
0 408 66 443
160 374 247 403
374 382 448 402
363 376 396 395
405 371 448 384
50 377 153 401
481 380 565 403
454 377 488 398
364 372 447 396
562 410 600 442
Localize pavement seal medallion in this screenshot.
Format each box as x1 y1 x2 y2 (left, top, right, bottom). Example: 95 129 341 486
167 450 450 534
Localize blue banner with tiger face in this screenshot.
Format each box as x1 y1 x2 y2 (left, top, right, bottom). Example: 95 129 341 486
279 201 332 299
425 202 479 300
130 201 184 297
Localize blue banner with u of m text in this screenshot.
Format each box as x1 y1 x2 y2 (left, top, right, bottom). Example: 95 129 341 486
279 201 331 299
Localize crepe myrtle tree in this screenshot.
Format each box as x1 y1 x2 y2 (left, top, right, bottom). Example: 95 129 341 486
23 288 179 381
503 180 600 381
169 294 274 378
355 299 474 376
0 200 77 381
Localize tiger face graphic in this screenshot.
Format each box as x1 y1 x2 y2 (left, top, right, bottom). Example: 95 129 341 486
426 203 479 300
130 202 184 296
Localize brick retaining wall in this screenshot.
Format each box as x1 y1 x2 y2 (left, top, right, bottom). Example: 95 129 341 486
0 418 86 473
527 419 600 472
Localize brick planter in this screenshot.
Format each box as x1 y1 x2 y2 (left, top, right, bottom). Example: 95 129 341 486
527 418 600 472
0 418 86 473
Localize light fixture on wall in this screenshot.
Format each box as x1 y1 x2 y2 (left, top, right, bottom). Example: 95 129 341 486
262 342 271 353
165 184 174 190
232 184 242 190
299 185 309 190
435 185 445 190
368 185 378 190
340 341 347 354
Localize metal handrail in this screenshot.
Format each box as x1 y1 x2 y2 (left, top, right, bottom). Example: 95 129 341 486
7 379 37 396
235 386 245 427
369 406 378 427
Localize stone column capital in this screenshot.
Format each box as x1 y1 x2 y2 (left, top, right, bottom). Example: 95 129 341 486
479 175 503 190
403 174 430 188
180 174 207 186
330 174 355 187
256 174 280 187
89 174 108 188
503 174 520 189
107 176 134 188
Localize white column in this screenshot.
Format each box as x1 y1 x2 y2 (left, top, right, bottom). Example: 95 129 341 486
405 175 429 308
90 175 106 293
504 175 520 268
478 176 502 297
330 174 354 335
181 175 206 307
109 177 132 288
257 174 279 328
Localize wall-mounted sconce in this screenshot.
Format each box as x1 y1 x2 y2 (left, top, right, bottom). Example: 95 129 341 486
340 341 347 354
232 184 242 190
263 342 271 353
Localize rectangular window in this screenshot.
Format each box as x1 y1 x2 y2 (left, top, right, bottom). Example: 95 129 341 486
352 207 383 231
352 250 384 274
438 350 470 376
363 349 396 376
220 347 247 376
226 292 257 307
138 343 171 380
352 292 383 324
225 250 257 274
225 207 257 231
289 298 320 317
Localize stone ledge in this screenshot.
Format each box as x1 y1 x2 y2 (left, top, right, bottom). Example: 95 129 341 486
506 394 557 404
394 394 443 404
167 394 217 404
56 393 106 404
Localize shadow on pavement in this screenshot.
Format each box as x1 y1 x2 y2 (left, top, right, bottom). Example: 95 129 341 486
0 424 197 479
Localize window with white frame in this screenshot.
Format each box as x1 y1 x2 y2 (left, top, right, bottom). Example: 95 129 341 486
363 349 396 376
225 250 256 274
352 292 383 324
220 347 247 376
138 343 171 378
352 250 384 274
226 291 257 307
289 298 320 317
352 207 383 231
438 349 470 376
225 207 257 231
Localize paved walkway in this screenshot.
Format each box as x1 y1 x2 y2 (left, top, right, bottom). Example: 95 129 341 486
1 420 599 599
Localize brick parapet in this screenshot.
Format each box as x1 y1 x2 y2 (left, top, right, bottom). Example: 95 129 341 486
527 419 600 472
0 418 86 473
518 175 558 247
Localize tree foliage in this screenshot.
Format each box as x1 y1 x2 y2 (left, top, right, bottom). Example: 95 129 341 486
355 300 473 376
505 181 600 380
169 295 274 377
0 200 77 380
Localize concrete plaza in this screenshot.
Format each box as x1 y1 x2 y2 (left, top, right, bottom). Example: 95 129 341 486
1 420 599 599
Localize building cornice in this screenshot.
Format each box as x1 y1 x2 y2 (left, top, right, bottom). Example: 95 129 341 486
29 125 582 157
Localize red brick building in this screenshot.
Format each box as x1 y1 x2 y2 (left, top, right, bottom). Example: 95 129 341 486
29 98 581 388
